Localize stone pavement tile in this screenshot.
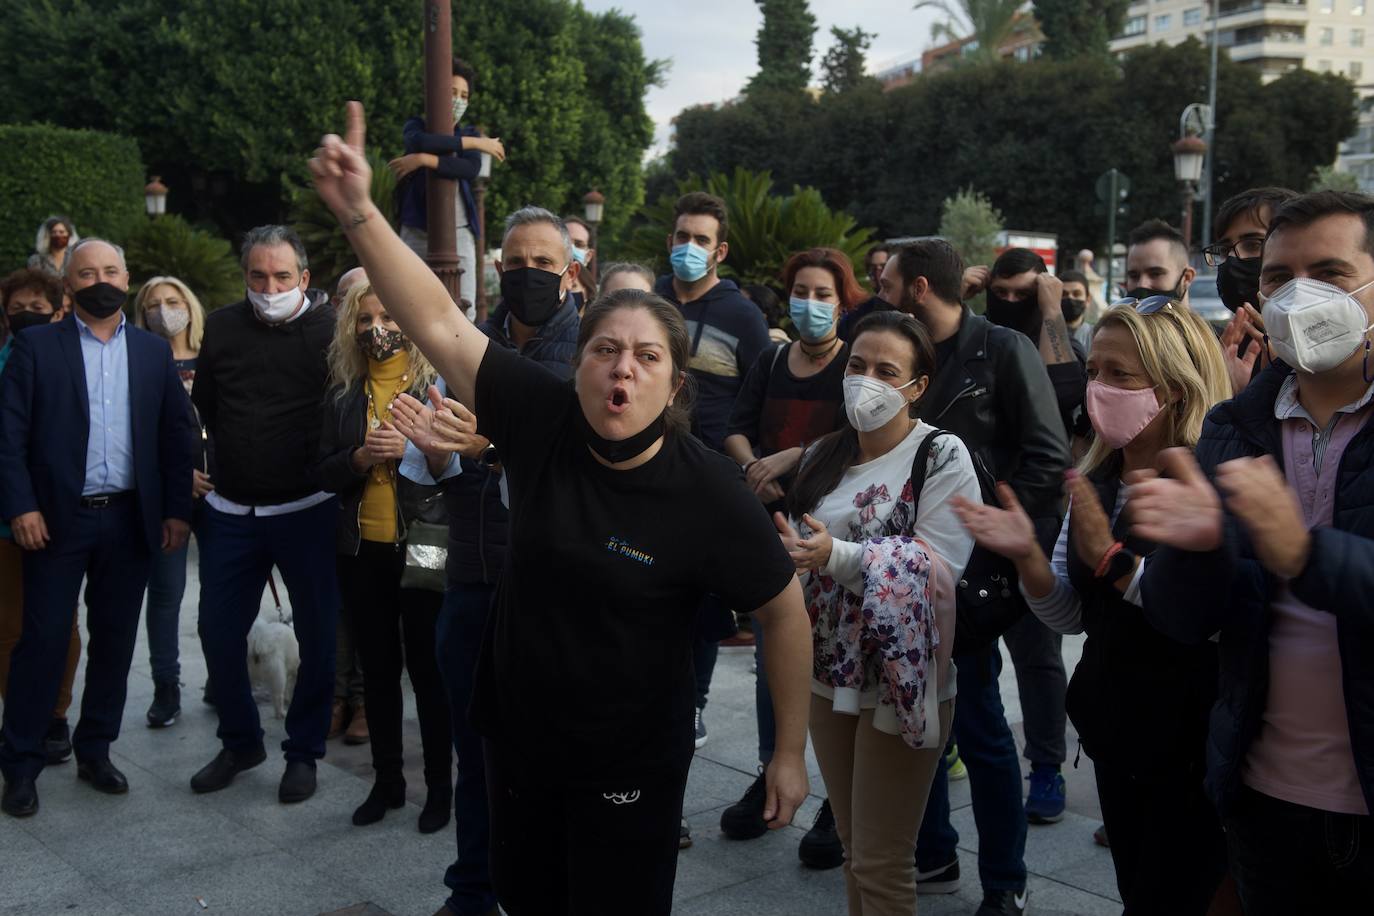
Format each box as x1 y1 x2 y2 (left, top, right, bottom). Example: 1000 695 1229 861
104 850 363 916
305 811 456 916
0 867 136 916
1045 853 1123 902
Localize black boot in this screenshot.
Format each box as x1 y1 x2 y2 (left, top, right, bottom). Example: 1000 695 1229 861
147 679 181 728
352 780 405 826
418 784 451 834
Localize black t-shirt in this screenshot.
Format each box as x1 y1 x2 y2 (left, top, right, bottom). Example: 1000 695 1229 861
471 343 797 778
728 341 846 459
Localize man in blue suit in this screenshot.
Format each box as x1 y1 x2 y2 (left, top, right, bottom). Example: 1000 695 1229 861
0 238 194 817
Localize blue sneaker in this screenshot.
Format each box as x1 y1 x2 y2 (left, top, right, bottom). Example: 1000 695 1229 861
1025 765 1066 824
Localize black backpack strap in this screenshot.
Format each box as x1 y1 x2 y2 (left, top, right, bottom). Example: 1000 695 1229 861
908 429 951 518
769 340 788 375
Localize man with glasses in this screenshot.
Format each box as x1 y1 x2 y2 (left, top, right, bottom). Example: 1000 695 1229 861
1134 189 1374 914
1204 188 1299 394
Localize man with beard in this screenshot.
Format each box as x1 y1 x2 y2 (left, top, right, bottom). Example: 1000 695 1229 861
1124 219 1194 305
878 239 1069 915
1058 269 1094 351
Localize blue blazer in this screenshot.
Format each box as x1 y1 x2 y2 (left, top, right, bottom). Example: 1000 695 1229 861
0 316 195 551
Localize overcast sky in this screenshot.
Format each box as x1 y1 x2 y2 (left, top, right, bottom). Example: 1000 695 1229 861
578 0 943 156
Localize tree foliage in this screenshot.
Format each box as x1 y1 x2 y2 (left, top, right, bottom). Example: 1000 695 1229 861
622 168 875 288
122 215 244 309
1034 0 1130 60
746 0 817 95
0 0 660 250
1310 164 1361 193
0 123 144 270
917 0 1024 63
666 40 1358 259
821 27 877 95
939 188 1004 268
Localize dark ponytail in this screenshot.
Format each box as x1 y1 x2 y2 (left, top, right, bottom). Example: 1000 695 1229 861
786 311 937 520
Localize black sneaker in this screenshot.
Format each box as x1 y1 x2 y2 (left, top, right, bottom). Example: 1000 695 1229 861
975 888 1029 915
694 708 707 749
147 679 181 728
915 858 960 894
719 770 768 840
43 719 72 765
798 798 844 869
679 817 693 849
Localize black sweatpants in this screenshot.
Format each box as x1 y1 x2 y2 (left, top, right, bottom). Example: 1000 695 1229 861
485 737 693 916
1094 759 1228 914
336 540 451 789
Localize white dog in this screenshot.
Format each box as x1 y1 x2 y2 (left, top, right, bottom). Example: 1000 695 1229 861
247 605 300 719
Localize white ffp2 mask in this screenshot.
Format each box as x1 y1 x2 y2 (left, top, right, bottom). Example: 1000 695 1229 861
1260 277 1374 374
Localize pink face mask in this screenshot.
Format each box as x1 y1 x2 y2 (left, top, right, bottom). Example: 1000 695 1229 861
1085 379 1163 449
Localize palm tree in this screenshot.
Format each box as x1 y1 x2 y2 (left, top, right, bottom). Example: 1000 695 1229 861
916 0 1026 65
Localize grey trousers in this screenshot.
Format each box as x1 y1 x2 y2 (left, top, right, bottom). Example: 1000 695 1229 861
1001 613 1067 768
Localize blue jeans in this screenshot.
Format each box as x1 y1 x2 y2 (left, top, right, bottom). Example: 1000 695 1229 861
145 539 189 683
753 624 775 765
196 501 338 762
436 582 498 916
916 645 1028 892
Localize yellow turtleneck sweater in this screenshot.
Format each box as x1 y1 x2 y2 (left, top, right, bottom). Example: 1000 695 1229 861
358 352 410 544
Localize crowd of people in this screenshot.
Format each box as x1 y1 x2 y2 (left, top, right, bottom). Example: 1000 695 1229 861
1 68 1373 916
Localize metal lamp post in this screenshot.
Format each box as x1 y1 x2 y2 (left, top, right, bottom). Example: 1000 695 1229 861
1172 135 1207 254
583 189 604 282
423 0 460 306
474 149 492 323
144 176 168 218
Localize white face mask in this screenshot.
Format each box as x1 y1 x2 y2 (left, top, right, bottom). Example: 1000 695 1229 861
451 97 468 124
247 287 305 325
1260 276 1374 374
842 374 918 432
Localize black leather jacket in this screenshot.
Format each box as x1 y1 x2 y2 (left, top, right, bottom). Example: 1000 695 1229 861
918 309 1071 540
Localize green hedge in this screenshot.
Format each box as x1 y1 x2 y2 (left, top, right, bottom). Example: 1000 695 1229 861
0 123 145 272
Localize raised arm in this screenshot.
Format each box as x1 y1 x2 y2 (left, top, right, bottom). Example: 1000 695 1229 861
310 102 488 406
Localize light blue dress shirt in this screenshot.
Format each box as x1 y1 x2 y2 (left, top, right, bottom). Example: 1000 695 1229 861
76 313 135 495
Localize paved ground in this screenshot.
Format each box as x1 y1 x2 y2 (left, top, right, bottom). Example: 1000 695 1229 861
0 544 1120 915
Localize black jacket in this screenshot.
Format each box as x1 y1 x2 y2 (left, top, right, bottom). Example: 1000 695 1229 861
447 299 580 584
1141 361 1374 816
919 309 1070 530
317 382 445 556
191 291 333 505
1065 469 1217 778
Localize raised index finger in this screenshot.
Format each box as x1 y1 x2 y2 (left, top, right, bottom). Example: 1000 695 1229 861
345 100 367 151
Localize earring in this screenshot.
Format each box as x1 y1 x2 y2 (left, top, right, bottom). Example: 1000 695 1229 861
1364 338 1372 385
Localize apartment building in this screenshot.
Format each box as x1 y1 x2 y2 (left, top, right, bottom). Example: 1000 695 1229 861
1110 0 1374 188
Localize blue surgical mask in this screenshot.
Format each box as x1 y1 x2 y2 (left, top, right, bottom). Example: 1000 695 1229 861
669 243 713 282
789 296 836 341
571 246 589 266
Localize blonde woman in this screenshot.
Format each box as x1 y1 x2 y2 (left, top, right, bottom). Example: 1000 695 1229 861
953 297 1234 914
131 276 212 728
316 281 453 833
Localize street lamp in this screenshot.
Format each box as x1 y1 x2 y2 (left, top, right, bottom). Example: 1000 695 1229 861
583 189 604 284
474 149 493 323
1172 135 1207 253
144 176 168 218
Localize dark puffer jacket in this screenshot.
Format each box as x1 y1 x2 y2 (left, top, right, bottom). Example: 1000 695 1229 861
1141 361 1374 816
447 297 579 584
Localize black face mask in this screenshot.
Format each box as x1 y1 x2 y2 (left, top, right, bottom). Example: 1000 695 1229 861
500 266 566 327
1060 296 1086 324
984 290 1042 341
577 405 667 464
7 310 54 334
1125 271 1188 305
1216 256 1261 314
73 282 127 320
